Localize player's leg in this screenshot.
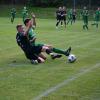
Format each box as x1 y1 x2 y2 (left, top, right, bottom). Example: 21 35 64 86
12 15 15 23
52 47 71 56
61 17 63 26
39 53 46 60
56 16 60 28
64 17 66 28
67 18 70 25
11 15 13 23
41 46 62 59
83 19 86 29
71 19 73 25
42 44 71 56
56 20 60 28
85 18 88 30
26 51 45 64
96 22 98 28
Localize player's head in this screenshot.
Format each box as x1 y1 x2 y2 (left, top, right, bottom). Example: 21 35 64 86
24 18 32 26
84 6 87 10
62 6 66 10
58 7 62 11
97 7 100 10
16 24 24 33
24 6 26 9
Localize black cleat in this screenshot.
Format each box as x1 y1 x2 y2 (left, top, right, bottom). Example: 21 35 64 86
51 54 62 59
65 47 71 56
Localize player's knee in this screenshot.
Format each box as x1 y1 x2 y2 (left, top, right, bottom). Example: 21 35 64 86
42 46 49 52
38 57 45 63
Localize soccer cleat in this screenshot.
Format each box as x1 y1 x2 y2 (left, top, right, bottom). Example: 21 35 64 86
51 54 62 59
65 47 71 56
31 60 38 64
83 25 85 30
56 26 58 29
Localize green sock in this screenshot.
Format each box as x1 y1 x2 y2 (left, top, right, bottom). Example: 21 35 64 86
83 25 85 29
52 48 65 55
86 25 88 30
91 23 96 25
96 23 98 28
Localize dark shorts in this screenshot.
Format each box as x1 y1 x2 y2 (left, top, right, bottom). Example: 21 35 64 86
31 45 42 55
25 51 38 60
56 16 62 20
73 15 76 20
22 45 42 60
61 16 66 21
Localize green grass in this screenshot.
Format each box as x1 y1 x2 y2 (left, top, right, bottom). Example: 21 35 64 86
0 17 100 100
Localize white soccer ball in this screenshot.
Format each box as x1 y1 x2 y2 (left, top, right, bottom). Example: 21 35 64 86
68 54 76 63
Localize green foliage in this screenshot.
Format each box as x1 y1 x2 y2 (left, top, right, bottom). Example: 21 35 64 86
0 0 100 8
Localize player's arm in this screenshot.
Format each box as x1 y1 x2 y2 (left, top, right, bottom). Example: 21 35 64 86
30 37 36 43
31 13 36 29
24 21 32 36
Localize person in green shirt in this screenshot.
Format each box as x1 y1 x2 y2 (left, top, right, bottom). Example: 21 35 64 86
24 13 72 59
22 6 28 23
67 9 73 25
81 7 89 30
91 7 100 28
11 8 16 23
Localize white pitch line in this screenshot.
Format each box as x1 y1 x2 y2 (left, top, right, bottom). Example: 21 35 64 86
32 63 100 100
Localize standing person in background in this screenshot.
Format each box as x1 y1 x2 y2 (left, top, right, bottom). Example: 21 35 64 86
67 9 73 25
72 9 77 23
61 6 67 28
91 7 100 28
11 8 16 23
81 6 89 30
56 7 62 29
22 6 28 23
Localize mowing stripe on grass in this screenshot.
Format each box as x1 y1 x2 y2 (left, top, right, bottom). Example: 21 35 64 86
33 63 100 100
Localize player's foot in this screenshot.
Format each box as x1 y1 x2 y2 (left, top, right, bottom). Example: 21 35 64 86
56 26 58 29
65 47 71 56
51 54 62 59
83 25 85 30
31 60 38 64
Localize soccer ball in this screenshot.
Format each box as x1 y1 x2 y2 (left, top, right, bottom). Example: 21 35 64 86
68 54 76 63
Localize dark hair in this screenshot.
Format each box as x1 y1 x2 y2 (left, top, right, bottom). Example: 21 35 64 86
24 18 31 26
16 24 22 30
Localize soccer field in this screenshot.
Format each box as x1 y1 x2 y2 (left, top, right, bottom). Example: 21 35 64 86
0 17 100 100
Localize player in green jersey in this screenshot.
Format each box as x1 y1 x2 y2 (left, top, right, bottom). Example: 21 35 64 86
11 8 16 23
81 7 89 30
67 9 73 25
22 6 28 23
91 7 100 28
24 13 72 59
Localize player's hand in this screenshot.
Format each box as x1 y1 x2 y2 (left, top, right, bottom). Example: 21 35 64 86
30 37 36 43
31 13 35 18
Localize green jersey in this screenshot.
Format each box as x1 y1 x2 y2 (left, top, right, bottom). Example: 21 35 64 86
11 8 16 16
28 28 36 40
22 9 28 17
68 9 73 19
82 10 88 18
94 10 100 21
28 28 44 46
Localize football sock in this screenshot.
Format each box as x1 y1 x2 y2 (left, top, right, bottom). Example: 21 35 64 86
52 48 66 55
46 49 52 55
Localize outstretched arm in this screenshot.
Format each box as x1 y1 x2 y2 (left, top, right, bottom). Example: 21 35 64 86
24 21 32 36
31 13 36 29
